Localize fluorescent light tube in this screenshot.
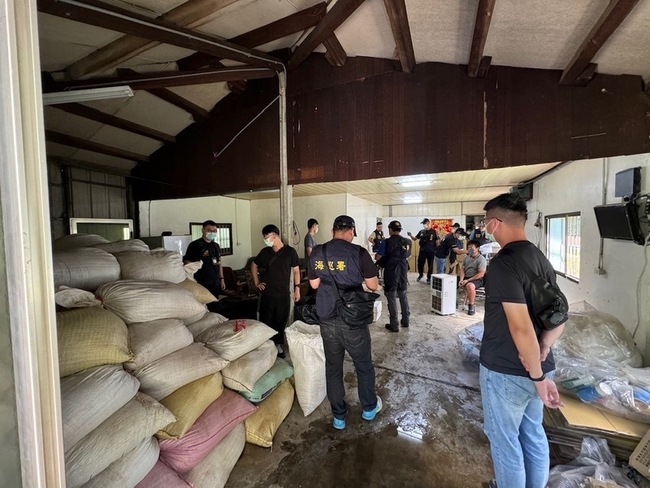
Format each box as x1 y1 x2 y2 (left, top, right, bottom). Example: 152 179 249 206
43 86 134 105
403 196 423 204
401 180 431 188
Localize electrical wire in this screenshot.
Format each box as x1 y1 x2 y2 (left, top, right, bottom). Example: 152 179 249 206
632 231 650 339
292 220 301 246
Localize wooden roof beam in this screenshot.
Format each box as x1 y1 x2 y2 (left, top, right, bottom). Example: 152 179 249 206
146 88 209 122
560 0 641 86
46 130 149 163
54 103 176 143
178 2 327 71
37 0 283 72
323 34 347 67
467 0 496 78
289 0 366 68
64 0 240 80
383 0 416 73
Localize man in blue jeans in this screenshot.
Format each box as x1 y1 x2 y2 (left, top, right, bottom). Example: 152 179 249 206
308 215 382 430
479 193 565 488
434 227 466 274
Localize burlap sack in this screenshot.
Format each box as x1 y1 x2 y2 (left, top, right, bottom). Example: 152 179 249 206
93 239 149 254
53 233 110 251
116 250 186 284
157 372 224 440
177 279 218 304
55 286 102 309
185 312 228 338
81 436 159 488
133 343 229 401
96 280 206 325
65 393 174 488
183 423 245 488
221 340 277 392
54 248 121 292
195 319 277 361
124 319 193 371
57 307 132 377
61 365 139 452
244 380 294 448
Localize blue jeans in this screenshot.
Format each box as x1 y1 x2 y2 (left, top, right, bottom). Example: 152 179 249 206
480 365 550 488
320 320 378 420
435 257 447 274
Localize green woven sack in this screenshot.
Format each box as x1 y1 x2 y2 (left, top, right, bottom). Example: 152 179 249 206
240 358 294 403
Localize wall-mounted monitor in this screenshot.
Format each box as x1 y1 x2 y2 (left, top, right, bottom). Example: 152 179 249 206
69 218 133 242
593 203 644 245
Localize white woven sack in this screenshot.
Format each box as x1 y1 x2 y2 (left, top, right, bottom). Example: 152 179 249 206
183 423 245 488
53 233 110 251
183 262 201 281
186 312 228 338
96 280 206 325
116 250 186 284
124 319 194 371
195 319 277 361
133 343 229 401
373 300 382 322
285 320 326 416
82 436 159 488
94 239 149 254
55 286 102 309
65 392 174 488
54 248 121 292
61 365 139 452
221 340 277 392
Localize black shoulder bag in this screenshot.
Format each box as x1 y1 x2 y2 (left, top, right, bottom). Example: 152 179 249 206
500 248 569 330
323 244 380 328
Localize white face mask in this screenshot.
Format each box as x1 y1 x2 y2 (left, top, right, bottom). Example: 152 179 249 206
468 248 476 256
206 232 217 241
264 237 274 247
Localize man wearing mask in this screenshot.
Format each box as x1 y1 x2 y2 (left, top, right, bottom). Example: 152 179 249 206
479 193 564 488
251 224 301 358
407 218 439 284
459 239 487 315
434 227 467 274
183 220 224 307
375 221 411 332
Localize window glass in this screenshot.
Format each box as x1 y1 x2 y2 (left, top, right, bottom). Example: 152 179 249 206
189 222 234 256
546 213 580 281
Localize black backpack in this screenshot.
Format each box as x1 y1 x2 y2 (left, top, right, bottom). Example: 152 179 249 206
500 248 569 330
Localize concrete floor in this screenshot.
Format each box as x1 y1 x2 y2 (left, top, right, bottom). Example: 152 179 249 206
227 272 495 488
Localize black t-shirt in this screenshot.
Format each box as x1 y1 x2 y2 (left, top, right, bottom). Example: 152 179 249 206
415 229 439 253
253 245 300 297
376 235 411 290
183 238 221 286
480 240 558 377
434 233 457 258
308 239 378 320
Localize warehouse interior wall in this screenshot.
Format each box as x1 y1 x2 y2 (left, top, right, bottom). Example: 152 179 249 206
528 154 650 361
138 196 253 270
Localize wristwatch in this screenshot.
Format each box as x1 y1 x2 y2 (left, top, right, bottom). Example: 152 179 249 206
529 373 546 382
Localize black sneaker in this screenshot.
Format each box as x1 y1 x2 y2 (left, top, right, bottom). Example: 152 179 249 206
468 304 476 316
384 324 399 333
276 344 286 358
401 322 409 328
425 279 431 285
416 275 423 282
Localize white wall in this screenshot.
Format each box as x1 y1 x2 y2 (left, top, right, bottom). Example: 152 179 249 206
530 153 650 357
346 194 384 250
139 196 252 269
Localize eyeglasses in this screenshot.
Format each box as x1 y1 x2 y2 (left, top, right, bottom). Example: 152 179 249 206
483 217 502 227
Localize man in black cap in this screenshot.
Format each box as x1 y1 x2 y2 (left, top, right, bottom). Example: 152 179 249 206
308 215 382 430
407 218 440 284
375 220 411 332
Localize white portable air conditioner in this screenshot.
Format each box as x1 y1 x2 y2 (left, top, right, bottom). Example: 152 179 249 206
430 274 457 315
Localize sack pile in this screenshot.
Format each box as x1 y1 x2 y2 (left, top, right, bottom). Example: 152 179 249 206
53 237 299 488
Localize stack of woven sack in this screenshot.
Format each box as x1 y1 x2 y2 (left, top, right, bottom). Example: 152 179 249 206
52 235 299 487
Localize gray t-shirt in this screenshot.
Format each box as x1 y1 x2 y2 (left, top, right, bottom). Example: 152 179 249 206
463 253 487 279
304 233 316 257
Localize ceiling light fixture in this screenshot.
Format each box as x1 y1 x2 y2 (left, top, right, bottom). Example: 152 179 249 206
401 180 432 188
42 86 134 106
403 196 423 204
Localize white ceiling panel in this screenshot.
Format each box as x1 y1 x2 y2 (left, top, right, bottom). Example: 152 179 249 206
70 150 139 172
90 126 162 156
168 82 231 111
43 107 105 138
46 142 78 159
116 0 188 16
107 91 195 134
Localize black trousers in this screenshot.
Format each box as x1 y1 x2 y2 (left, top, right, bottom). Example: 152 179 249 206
258 294 290 345
417 251 435 279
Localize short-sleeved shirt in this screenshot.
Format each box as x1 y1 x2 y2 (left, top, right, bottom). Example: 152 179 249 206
183 238 221 287
253 245 300 297
308 239 378 321
376 235 411 292
304 233 316 257
450 238 464 264
434 233 458 259
480 240 558 377
462 254 487 279
415 229 439 253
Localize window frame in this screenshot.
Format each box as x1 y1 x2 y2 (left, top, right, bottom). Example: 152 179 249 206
545 212 580 283
189 222 234 256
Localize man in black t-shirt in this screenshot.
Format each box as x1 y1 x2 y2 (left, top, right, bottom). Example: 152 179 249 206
478 193 565 488
407 218 439 283
251 224 301 358
308 215 382 430
183 219 224 309
434 227 467 274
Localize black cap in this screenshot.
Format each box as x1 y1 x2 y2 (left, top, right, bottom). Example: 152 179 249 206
388 220 402 231
333 215 357 237
454 227 467 236
420 218 430 224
